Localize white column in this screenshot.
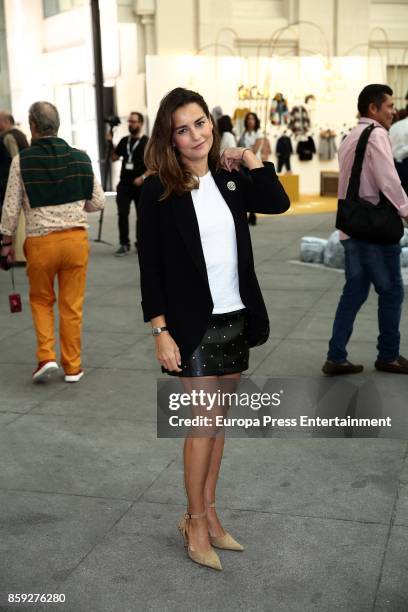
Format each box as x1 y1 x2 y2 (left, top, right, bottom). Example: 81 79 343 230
133 0 156 71
141 13 156 55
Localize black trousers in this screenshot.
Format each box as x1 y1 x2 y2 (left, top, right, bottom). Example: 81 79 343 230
277 155 291 172
116 185 141 246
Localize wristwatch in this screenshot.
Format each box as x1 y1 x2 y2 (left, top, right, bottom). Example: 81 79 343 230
152 326 168 336
142 174 147 181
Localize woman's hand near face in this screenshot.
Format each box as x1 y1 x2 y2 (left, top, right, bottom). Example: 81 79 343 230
220 147 263 172
155 333 182 372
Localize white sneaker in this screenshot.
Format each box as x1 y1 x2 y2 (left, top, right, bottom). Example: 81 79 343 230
32 360 59 382
64 370 84 383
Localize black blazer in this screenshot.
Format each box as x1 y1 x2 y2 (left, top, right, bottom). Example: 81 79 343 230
137 162 290 361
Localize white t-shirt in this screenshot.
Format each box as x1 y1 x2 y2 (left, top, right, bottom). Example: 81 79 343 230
242 129 263 159
220 131 237 152
389 117 408 163
242 129 263 148
191 171 245 314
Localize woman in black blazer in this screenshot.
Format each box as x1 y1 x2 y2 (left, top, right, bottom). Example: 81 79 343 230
138 88 290 571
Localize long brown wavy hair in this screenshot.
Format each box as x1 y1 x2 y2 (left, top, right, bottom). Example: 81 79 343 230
144 88 221 200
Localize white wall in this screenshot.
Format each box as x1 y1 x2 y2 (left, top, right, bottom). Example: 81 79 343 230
196 0 408 59
298 0 334 56
5 0 48 127
155 0 197 54
337 0 370 56
0 0 11 109
370 2 408 41
4 0 126 177
198 0 289 52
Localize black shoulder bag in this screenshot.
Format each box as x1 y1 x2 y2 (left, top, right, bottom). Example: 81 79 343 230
336 123 404 245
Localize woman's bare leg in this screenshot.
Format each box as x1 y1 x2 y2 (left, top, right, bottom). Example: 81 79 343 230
181 376 219 551
204 373 241 537
204 434 226 537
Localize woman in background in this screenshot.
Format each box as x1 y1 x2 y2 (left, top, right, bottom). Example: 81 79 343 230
239 112 264 225
217 114 236 152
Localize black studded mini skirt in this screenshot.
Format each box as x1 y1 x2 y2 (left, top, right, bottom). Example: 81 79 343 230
164 308 249 377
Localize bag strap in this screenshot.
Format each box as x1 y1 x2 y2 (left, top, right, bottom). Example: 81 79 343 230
346 123 377 199
10 265 15 293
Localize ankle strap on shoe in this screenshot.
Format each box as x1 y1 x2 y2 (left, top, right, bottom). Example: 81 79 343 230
185 510 206 519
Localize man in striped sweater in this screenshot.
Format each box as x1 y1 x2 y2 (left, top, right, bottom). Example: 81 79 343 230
0 101 105 383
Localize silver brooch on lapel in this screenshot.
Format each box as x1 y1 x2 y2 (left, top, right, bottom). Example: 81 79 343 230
227 181 236 191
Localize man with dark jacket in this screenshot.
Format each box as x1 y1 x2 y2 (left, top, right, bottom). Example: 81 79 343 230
109 112 149 255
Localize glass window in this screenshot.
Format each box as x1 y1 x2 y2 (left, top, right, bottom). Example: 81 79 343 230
43 0 84 18
54 83 98 176
387 65 408 109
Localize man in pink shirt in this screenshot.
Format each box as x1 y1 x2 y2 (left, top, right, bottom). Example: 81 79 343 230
322 84 408 375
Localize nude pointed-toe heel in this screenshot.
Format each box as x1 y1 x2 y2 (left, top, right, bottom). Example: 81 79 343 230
178 510 222 571
210 532 244 551
207 502 244 552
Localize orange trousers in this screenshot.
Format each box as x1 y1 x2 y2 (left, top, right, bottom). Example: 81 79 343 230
24 228 89 374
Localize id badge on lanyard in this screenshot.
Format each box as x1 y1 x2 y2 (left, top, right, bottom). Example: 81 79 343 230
126 137 139 170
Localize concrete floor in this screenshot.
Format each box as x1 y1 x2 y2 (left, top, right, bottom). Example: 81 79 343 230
0 198 408 612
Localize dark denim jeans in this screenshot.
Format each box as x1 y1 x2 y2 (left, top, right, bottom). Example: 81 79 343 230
327 239 404 363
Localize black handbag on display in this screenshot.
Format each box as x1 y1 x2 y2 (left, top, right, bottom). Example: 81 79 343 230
336 123 404 245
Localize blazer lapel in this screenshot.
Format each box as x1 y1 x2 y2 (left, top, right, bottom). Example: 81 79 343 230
171 190 210 286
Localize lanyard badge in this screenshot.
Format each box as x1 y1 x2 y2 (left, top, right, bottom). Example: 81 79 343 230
126 137 140 170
